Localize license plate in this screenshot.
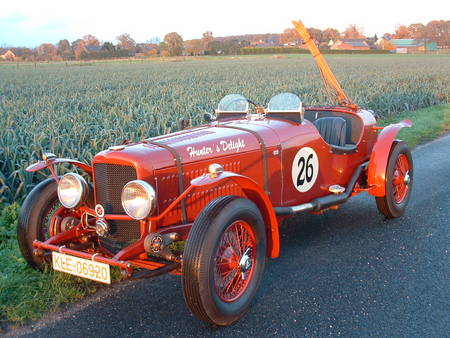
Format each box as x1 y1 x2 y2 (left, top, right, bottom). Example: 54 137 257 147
52 252 111 284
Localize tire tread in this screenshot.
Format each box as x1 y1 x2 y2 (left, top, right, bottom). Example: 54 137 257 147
182 195 237 326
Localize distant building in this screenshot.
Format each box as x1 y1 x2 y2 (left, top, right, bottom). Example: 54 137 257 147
388 39 438 53
330 39 370 50
136 43 159 54
251 39 278 48
74 44 102 57
375 38 392 50
84 45 103 53
0 50 16 61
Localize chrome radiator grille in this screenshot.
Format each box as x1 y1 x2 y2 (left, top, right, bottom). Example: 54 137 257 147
93 163 141 253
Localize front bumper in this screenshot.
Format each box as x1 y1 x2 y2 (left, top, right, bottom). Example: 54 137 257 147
32 226 180 278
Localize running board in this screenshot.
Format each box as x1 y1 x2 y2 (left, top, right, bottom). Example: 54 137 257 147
274 161 368 216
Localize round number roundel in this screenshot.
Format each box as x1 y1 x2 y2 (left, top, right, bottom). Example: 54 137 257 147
291 147 319 192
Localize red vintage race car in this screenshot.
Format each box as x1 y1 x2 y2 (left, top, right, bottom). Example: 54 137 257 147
17 21 413 326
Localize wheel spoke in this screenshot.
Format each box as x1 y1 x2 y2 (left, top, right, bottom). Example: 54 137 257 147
214 220 257 302
396 158 403 175
231 227 242 256
392 154 410 203
223 269 238 294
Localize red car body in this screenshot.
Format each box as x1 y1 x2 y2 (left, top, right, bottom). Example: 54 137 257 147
27 103 410 267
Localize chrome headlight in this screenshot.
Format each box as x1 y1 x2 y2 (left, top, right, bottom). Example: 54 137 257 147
57 173 88 208
121 180 156 220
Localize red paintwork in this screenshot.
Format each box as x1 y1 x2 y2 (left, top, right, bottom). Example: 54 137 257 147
214 220 256 302
26 158 92 174
29 105 411 275
42 224 88 245
191 171 279 257
49 206 74 237
367 120 412 197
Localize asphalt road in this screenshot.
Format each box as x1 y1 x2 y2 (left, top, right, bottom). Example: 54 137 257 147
12 135 450 337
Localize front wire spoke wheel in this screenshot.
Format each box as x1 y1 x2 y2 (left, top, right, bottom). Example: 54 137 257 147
214 220 256 302
182 196 266 326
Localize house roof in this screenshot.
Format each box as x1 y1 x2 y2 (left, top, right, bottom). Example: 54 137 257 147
341 39 369 47
1 50 15 56
390 39 422 47
85 45 102 52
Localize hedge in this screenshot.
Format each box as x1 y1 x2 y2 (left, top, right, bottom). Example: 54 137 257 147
239 47 390 55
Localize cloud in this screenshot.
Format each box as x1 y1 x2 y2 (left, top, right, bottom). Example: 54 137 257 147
0 13 71 46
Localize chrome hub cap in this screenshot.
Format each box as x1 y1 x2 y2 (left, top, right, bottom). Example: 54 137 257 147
239 248 252 279
404 171 410 185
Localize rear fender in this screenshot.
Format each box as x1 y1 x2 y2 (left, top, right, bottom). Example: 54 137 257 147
367 120 412 197
191 172 279 258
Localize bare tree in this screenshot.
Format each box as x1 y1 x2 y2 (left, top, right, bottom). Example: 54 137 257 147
408 23 426 39
343 25 365 39
74 42 86 60
425 20 450 47
393 25 411 39
323 28 340 42
164 32 183 56
36 43 57 61
57 39 72 58
308 27 323 43
201 31 214 51
83 34 100 46
280 28 301 45
116 33 136 52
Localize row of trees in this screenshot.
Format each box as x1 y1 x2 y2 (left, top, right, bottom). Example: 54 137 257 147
279 20 450 46
388 21 449 46
2 32 185 61
2 20 448 61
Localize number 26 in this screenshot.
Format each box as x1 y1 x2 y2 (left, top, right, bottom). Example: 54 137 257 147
297 153 314 186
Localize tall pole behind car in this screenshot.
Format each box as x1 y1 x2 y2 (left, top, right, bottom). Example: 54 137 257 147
292 20 357 110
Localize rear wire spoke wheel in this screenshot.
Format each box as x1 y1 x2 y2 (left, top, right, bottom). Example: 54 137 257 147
376 141 413 218
182 196 266 326
392 154 410 203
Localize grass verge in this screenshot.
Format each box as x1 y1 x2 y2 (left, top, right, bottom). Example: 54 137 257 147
378 103 450 147
0 103 448 329
0 203 101 331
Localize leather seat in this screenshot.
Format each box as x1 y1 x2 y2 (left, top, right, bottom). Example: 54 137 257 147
313 117 347 147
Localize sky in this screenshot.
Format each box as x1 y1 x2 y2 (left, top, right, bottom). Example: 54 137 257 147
0 0 448 47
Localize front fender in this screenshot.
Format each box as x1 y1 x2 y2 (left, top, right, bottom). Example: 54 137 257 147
367 120 412 197
26 158 92 175
191 172 280 258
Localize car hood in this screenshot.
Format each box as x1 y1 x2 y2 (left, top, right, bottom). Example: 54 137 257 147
92 119 288 173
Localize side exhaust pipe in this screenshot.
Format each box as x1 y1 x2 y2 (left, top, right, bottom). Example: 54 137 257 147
274 161 368 216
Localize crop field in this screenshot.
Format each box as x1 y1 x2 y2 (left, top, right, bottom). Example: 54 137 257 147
0 54 449 203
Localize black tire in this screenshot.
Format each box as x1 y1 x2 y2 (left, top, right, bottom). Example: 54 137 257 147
182 196 266 326
376 141 413 218
17 177 61 270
